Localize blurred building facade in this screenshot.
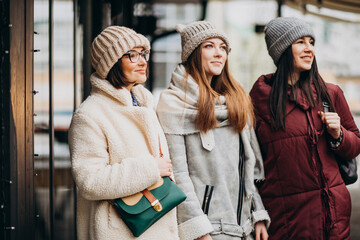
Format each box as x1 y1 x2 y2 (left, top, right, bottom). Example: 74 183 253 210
1 0 360 239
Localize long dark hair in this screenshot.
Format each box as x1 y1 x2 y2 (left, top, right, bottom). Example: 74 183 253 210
184 45 254 133
269 46 335 130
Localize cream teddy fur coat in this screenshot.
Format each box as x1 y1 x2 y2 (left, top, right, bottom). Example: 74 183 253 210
68 73 179 240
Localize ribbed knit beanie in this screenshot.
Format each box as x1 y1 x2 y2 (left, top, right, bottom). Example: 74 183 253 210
265 17 315 65
176 21 230 63
90 26 150 79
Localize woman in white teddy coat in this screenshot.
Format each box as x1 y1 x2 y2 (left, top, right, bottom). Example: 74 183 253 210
68 26 179 240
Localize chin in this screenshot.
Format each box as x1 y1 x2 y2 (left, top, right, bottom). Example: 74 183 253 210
299 65 312 72
211 71 222 76
137 78 147 84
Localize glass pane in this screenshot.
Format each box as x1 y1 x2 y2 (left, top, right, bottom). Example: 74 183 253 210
34 0 51 239
151 3 199 102
53 0 75 239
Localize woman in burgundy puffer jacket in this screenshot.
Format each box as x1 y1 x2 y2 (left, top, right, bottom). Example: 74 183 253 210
250 17 360 240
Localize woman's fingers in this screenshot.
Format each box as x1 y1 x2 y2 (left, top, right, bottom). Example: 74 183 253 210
254 221 268 240
156 157 173 177
318 111 341 139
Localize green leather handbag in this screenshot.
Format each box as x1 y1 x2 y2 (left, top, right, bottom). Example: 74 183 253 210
112 176 186 237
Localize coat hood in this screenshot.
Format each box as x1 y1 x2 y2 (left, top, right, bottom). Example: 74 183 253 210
250 74 273 126
250 73 319 126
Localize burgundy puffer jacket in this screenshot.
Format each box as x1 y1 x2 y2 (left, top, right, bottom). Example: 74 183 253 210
250 74 360 240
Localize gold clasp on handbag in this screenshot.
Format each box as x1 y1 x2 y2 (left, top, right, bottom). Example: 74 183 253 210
151 199 163 212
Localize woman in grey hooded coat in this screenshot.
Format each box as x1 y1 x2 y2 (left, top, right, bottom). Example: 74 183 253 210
156 21 270 240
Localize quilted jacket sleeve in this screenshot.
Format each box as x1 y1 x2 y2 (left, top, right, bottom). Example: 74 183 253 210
330 85 360 159
165 134 213 240
69 112 161 201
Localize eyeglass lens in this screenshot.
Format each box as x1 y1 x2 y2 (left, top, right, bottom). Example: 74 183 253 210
128 50 149 63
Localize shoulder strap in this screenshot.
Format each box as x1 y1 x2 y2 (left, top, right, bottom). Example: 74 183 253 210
158 135 163 157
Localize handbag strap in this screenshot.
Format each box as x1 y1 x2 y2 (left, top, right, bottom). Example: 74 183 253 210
139 135 164 212
141 188 163 212
158 135 175 182
158 135 163 157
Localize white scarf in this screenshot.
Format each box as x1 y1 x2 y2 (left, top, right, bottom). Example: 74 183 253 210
156 64 230 135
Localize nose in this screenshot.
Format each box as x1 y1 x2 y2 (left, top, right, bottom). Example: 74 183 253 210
304 41 314 52
138 55 147 65
214 47 225 58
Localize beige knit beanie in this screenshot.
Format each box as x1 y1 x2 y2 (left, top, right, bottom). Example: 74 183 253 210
176 21 230 63
90 26 150 79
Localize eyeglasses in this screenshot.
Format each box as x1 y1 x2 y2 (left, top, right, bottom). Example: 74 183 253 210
123 50 150 63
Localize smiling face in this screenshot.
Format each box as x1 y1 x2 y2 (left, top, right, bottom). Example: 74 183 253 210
200 38 228 82
292 36 315 78
120 47 148 90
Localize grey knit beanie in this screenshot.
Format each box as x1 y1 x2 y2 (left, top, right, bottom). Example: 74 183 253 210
90 26 150 79
176 21 230 63
265 17 315 65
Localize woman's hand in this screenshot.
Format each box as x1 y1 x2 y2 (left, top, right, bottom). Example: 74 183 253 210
255 221 268 240
156 156 172 177
196 234 213 240
318 111 341 139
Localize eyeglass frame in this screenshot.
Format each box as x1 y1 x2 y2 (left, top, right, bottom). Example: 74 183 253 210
123 49 150 63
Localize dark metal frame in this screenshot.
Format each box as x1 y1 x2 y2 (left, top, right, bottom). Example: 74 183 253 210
49 0 55 239
80 0 104 100
0 0 11 239
73 0 78 238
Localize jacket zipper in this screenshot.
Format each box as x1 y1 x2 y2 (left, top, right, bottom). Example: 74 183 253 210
202 185 214 215
237 136 245 225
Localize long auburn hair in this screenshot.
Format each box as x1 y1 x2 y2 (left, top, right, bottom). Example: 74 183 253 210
269 46 335 130
184 44 254 133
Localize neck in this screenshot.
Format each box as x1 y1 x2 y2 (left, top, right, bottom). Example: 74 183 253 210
205 72 213 83
288 71 300 85
125 83 134 91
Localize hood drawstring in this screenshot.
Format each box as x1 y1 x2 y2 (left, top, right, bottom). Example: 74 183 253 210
306 110 324 146
305 110 333 235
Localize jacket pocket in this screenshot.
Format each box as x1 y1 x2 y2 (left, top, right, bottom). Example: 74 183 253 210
202 185 214 215
108 201 123 229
